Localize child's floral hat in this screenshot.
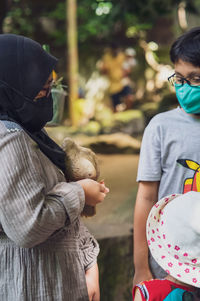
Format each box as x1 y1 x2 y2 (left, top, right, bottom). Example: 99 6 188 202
147 191 200 288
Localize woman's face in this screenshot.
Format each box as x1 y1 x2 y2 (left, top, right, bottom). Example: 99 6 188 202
34 74 54 101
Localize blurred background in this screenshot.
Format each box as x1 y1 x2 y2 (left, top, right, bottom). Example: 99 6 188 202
1 0 200 300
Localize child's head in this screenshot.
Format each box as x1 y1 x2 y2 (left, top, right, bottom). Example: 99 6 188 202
168 27 200 115
170 27 200 67
147 191 200 288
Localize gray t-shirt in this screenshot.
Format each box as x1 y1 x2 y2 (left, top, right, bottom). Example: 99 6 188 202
137 107 200 200
137 107 200 278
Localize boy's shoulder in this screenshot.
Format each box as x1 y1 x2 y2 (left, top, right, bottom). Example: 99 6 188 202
144 108 180 134
150 108 179 125
146 107 198 133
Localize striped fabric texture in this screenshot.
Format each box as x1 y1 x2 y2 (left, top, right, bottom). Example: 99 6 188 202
0 121 99 300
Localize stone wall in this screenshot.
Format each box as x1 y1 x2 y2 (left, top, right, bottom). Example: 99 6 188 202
98 235 134 301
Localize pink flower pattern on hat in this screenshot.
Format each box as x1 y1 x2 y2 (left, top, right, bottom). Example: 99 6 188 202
147 193 200 288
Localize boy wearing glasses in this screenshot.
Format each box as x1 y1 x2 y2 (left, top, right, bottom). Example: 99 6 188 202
133 27 200 286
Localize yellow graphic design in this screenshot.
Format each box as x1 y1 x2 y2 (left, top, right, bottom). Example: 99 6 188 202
177 159 200 193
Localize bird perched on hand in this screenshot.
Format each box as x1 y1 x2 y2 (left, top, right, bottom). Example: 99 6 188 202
61 137 100 217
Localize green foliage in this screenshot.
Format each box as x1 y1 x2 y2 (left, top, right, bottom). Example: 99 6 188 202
3 1 34 36
48 30 66 47
77 0 151 42
48 3 65 20
186 0 200 14
45 0 182 46
3 0 200 47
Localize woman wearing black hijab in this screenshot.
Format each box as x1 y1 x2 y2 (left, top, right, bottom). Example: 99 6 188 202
0 34 109 301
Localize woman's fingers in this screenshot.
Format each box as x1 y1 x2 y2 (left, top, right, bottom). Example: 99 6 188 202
99 183 109 193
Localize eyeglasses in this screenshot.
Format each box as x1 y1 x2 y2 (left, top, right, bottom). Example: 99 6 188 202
42 80 55 97
168 73 200 87
42 79 56 97
34 79 55 101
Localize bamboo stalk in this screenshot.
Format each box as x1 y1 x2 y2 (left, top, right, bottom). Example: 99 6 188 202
66 0 79 126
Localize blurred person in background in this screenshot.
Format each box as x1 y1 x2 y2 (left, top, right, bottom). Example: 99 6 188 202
98 43 135 112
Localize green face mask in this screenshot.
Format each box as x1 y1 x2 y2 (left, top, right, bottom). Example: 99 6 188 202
175 83 200 114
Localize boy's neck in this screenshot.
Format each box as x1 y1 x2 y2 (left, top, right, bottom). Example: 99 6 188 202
180 107 200 119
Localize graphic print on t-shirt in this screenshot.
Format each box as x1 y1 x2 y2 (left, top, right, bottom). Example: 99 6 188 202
177 159 200 193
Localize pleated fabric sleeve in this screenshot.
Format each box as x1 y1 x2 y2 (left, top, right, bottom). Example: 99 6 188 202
79 220 100 271
0 126 85 248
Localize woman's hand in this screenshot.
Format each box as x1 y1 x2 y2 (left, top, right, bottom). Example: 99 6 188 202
85 263 100 301
77 179 109 207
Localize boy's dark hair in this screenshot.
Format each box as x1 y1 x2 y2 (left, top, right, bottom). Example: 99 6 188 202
170 27 200 66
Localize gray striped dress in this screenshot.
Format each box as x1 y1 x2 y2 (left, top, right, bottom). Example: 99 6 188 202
0 120 99 301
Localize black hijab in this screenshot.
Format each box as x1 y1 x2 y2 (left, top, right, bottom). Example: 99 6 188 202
0 34 66 173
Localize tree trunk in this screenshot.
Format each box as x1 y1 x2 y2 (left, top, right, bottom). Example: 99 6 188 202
66 0 78 126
